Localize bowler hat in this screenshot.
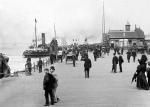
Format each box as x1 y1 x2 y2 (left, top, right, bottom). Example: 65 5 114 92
50 66 55 70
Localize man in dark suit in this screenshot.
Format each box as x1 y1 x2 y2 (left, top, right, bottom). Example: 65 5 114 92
93 48 98 61
118 53 124 72
84 54 92 78
38 58 43 73
112 53 118 73
72 54 76 67
114 47 117 55
132 50 137 62
121 47 124 55
43 68 57 106
126 50 131 63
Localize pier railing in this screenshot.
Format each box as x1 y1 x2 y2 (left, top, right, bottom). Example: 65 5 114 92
0 72 19 77
0 57 51 79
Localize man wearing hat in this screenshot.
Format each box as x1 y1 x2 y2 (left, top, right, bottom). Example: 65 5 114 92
84 54 92 78
118 53 124 72
38 58 43 73
132 50 137 62
112 53 118 73
126 50 131 63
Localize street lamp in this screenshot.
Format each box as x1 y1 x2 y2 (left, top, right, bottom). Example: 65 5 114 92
123 31 125 49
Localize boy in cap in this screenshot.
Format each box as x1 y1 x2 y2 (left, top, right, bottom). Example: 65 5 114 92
43 68 56 106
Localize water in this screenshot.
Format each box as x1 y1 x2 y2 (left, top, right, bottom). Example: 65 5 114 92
8 56 26 72
0 45 47 73
8 56 45 73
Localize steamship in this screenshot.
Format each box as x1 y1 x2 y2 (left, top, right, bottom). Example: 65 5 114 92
23 48 49 58
23 33 50 58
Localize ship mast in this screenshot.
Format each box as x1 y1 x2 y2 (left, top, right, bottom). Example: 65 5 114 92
102 0 105 42
35 18 38 48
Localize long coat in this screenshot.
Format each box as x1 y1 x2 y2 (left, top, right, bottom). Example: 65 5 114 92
38 60 43 67
84 58 92 69
119 55 124 64
126 52 131 59
136 64 149 90
132 51 137 57
43 73 57 91
112 56 118 65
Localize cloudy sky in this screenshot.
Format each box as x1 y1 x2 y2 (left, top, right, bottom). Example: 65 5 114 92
0 0 150 49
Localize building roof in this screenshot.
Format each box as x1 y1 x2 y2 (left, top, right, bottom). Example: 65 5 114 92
145 35 150 40
108 28 145 39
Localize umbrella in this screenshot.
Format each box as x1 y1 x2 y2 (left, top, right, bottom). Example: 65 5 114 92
131 72 138 84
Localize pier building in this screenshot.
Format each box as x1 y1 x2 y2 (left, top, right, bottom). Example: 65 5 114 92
107 22 145 48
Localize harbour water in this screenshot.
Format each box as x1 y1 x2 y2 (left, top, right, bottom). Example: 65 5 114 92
0 45 45 73
8 56 41 73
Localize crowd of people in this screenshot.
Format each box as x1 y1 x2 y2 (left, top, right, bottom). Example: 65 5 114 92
23 44 150 106
111 47 150 91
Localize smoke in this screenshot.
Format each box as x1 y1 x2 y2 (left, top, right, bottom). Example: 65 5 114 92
1 0 149 51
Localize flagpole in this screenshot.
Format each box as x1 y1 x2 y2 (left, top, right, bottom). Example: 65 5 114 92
102 0 105 42
103 1 105 34
102 1 103 38
35 18 37 48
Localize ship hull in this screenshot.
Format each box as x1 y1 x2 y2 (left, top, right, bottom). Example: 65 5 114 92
23 49 50 58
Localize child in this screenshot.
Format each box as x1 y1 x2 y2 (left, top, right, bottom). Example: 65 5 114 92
50 66 60 103
43 68 56 106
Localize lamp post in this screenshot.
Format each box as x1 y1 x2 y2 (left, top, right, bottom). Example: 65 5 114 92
123 31 125 49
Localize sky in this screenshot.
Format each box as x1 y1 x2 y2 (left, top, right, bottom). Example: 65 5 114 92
0 0 150 50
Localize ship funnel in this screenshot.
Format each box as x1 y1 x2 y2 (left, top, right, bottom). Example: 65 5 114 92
42 33 45 45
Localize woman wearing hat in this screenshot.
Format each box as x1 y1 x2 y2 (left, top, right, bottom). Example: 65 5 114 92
147 62 150 87
136 59 149 90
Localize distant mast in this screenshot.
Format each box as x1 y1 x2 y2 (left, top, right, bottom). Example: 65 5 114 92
35 18 37 48
102 1 105 42
54 23 56 39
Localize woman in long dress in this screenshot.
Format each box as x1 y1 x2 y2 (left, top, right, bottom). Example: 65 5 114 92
136 57 149 90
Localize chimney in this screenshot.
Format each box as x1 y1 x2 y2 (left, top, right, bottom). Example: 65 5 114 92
135 24 137 29
42 33 45 45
